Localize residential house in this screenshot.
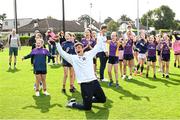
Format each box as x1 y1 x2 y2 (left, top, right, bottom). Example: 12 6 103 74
18 18 100 36
2 18 33 31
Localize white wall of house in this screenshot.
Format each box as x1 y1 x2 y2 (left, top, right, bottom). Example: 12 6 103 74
2 18 33 30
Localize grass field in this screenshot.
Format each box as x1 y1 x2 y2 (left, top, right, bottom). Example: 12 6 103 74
0 46 180 119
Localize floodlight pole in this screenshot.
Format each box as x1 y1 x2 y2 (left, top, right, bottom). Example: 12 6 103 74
90 3 92 30
14 0 18 33
137 0 140 36
62 0 65 33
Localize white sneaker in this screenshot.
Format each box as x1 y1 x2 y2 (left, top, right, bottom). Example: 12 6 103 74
101 78 108 82
44 91 50 96
47 63 51 65
35 91 40 97
66 101 76 107
128 76 133 80
122 75 126 80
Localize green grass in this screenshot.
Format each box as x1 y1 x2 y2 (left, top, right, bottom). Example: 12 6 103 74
0 46 180 119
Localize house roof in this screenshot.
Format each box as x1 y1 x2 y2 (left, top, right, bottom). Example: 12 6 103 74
18 18 100 33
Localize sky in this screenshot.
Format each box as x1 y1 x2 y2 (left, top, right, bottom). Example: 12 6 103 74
0 0 179 22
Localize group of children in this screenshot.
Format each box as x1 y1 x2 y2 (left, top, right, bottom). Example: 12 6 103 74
107 30 176 87
18 25 180 97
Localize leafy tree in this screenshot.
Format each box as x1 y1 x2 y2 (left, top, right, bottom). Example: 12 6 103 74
0 13 7 30
140 10 154 28
0 13 6 21
104 17 113 24
154 5 175 29
140 5 176 30
119 14 132 22
107 20 119 32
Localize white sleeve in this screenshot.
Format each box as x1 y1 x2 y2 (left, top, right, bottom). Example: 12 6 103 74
98 36 108 52
55 42 73 64
87 37 104 57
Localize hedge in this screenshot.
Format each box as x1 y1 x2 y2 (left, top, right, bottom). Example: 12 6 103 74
20 36 31 46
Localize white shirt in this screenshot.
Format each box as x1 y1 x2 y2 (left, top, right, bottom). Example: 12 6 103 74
56 39 104 84
9 34 20 48
97 33 107 52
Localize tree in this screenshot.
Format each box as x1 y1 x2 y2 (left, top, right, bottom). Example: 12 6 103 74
0 13 7 30
140 5 176 30
104 17 113 24
0 13 6 21
107 20 119 32
140 10 154 28
154 5 175 29
119 14 132 22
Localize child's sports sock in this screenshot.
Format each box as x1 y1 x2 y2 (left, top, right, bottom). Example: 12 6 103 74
141 65 144 73
137 64 140 71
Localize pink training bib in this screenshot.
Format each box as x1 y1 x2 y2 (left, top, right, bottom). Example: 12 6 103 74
173 41 180 54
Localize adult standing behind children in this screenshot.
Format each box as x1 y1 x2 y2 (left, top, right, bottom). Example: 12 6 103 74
8 28 21 69
97 24 108 81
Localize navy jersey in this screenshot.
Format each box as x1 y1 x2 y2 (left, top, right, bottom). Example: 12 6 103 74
136 39 147 54
24 48 52 72
62 41 76 64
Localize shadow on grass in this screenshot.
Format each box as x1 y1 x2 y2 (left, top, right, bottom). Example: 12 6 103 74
101 82 150 101
148 76 179 87
49 64 62 69
6 67 21 73
166 77 180 84
85 98 113 120
125 78 157 89
169 72 180 77
22 95 62 113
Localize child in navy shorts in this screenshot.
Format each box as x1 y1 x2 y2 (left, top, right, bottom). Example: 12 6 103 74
22 39 54 96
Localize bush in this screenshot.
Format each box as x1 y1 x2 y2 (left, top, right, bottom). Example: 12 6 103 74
75 33 84 41
20 36 31 41
20 36 30 46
